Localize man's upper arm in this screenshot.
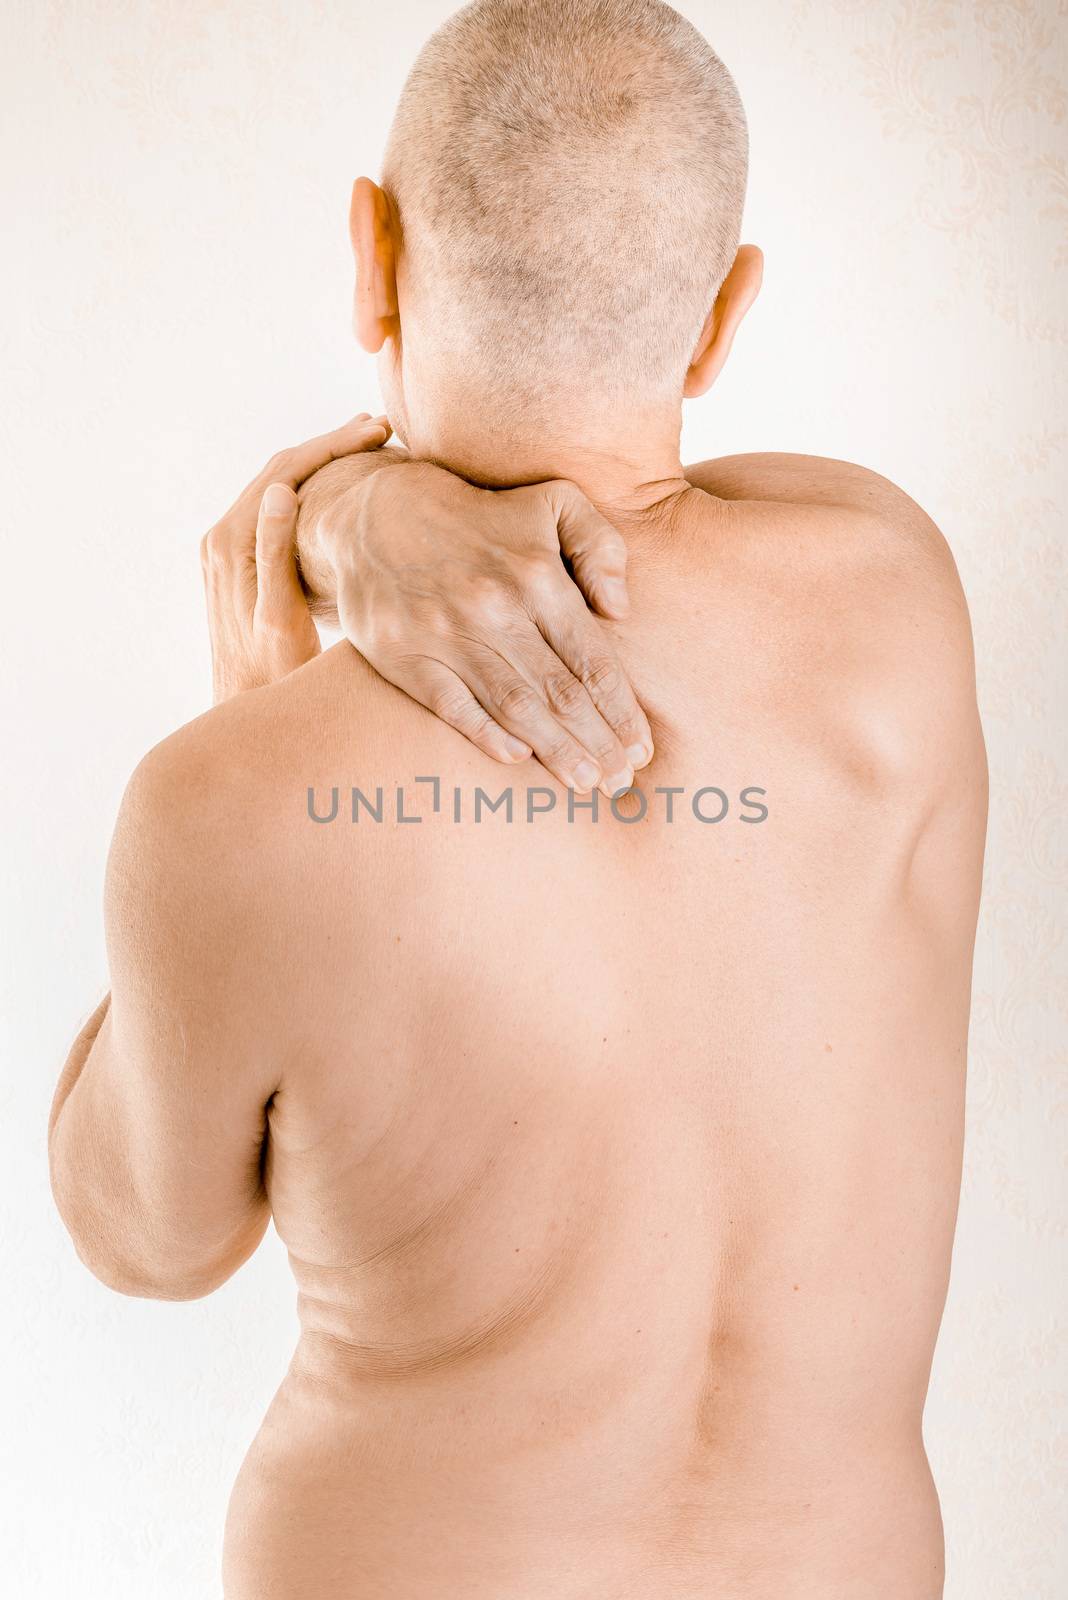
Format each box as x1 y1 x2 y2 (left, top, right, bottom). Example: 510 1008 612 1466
49 727 283 1300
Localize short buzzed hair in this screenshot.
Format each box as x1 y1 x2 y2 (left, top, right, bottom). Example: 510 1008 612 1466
384 0 748 410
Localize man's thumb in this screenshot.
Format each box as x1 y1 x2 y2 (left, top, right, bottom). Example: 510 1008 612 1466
553 484 630 620
254 482 302 618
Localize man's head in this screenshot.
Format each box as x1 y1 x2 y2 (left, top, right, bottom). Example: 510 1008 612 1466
351 0 760 488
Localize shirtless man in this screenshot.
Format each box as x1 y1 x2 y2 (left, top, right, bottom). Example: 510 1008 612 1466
48 3 987 1596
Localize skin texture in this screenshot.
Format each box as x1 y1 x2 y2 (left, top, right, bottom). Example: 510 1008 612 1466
50 13 985 1591
51 452 986 1599
297 447 655 793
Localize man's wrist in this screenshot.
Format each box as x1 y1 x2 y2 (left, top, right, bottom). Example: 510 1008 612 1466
295 442 412 617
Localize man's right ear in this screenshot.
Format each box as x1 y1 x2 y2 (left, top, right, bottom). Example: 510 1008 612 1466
350 177 399 354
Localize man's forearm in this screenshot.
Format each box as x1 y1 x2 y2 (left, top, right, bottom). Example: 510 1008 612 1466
296 442 411 622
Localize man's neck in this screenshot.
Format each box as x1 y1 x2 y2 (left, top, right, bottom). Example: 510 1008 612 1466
540 448 694 527
413 406 699 529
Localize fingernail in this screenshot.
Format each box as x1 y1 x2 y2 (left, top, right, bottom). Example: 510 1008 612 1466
572 759 600 792
601 578 629 614
626 742 651 768
504 735 531 761
601 767 633 798
262 482 294 515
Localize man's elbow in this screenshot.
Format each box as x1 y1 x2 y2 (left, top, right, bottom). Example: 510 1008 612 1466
55 1205 215 1301
50 1165 240 1302
68 1234 232 1302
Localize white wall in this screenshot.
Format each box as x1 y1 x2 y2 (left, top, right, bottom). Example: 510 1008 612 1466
2 2 1065 1595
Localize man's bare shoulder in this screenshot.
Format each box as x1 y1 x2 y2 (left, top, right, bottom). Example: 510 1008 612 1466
129 646 405 830
681 451 984 799
126 643 472 894
686 450 957 577
687 450 938 521
109 648 432 1032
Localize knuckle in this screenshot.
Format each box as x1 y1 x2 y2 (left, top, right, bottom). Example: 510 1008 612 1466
548 477 579 509
518 549 563 595
454 703 490 736
419 601 453 637
611 720 643 750
481 600 517 634
432 687 482 729
590 734 623 764
201 525 227 566
582 656 626 699
595 525 627 558
542 730 578 767
543 672 587 718
497 681 541 722
465 569 498 599
460 570 507 612
393 595 450 637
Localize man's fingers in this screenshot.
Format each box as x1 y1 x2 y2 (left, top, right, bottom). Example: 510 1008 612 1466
502 633 637 796
397 661 533 766
201 519 257 628
447 645 617 795
537 596 654 770
253 482 304 625
551 482 630 620
260 414 392 494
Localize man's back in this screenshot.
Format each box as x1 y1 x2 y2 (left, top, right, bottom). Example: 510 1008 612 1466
142 458 984 1599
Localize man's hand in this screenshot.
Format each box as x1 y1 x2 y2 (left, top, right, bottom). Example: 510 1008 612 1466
201 414 390 702
301 459 654 796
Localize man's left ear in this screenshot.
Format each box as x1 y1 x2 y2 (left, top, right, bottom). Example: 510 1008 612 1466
684 244 763 399
350 176 400 354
